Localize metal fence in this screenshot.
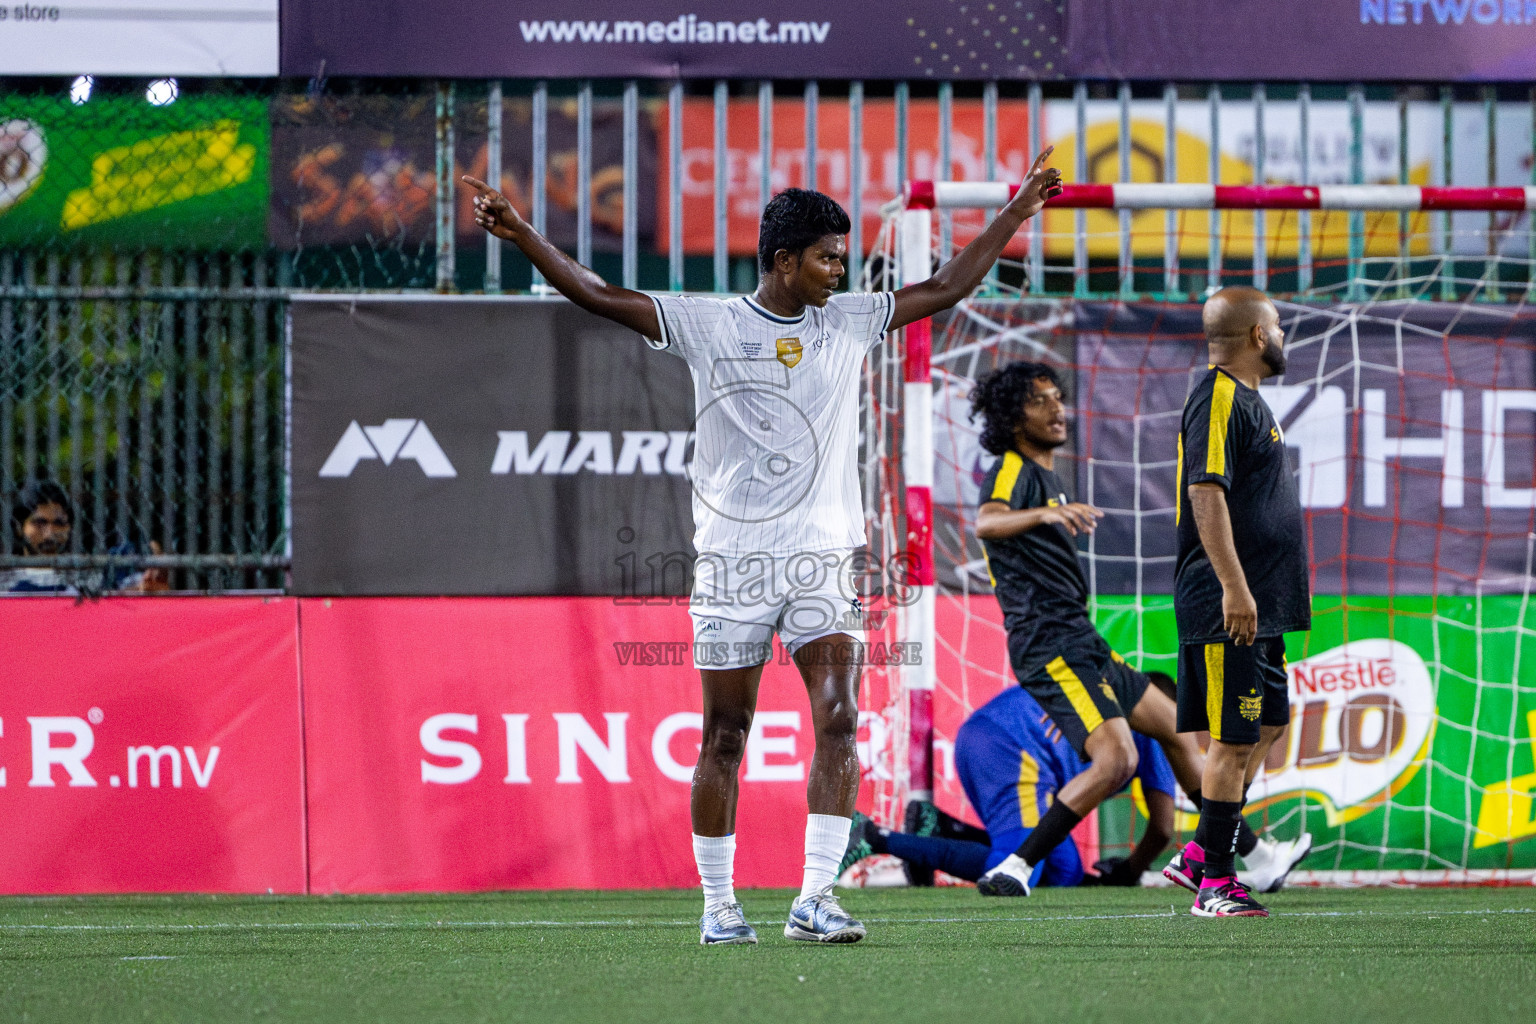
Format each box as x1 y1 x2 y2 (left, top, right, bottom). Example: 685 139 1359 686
0 250 288 590
3 76 1535 590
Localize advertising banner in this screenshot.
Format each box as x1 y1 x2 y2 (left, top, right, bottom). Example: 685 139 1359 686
1069 0 1536 82
0 597 306 894
298 597 896 891
281 0 1535 81
930 593 1536 873
270 94 655 254
0 593 1526 890
281 0 1070 80
0 0 277 76
288 296 696 596
0 95 268 249
1092 594 1536 872
1072 300 1536 597
661 97 1033 258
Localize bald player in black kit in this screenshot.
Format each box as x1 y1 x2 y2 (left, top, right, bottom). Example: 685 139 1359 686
1171 287 1312 918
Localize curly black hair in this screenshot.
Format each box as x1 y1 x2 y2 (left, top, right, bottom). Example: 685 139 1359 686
969 361 1069 457
757 188 852 274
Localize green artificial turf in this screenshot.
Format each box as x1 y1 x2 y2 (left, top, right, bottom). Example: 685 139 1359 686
1 886 1532 1023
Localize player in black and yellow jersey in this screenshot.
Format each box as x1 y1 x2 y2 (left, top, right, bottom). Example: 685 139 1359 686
1172 287 1312 918
966 361 1259 897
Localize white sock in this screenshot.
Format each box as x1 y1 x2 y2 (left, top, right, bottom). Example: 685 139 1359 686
693 833 737 912
798 813 852 901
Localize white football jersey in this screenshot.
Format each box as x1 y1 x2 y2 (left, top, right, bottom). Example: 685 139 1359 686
647 291 895 557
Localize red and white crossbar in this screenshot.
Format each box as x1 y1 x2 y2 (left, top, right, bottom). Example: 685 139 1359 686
904 181 1536 211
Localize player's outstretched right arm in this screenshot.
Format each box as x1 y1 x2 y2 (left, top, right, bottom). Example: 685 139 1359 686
887 147 1063 333
460 175 661 341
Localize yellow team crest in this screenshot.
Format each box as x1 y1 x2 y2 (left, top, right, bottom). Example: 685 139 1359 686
1239 691 1263 721
776 337 803 368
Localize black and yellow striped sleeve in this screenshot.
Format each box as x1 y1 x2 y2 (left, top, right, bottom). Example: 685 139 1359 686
979 450 1027 508
1181 372 1239 490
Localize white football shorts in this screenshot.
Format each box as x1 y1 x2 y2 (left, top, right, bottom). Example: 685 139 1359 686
689 550 867 669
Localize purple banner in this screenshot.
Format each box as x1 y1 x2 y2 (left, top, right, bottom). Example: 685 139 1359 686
280 0 1069 79
1076 301 1536 597
1069 0 1536 81
282 1 1536 81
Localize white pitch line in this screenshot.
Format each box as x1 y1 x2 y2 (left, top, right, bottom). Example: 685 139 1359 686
0 906 1528 934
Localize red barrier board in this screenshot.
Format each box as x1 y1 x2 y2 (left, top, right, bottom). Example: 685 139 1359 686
0 597 306 894
299 597 882 892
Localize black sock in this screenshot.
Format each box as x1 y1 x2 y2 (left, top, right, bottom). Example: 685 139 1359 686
1012 800 1084 868
1187 789 1203 811
1200 799 1243 879
1235 804 1259 857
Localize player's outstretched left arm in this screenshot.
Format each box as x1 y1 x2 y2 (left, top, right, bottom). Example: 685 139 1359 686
460 175 661 341
887 147 1063 333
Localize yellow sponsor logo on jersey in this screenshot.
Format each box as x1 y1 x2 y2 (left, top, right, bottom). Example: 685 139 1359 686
776 337 803 368
1271 426 1281 443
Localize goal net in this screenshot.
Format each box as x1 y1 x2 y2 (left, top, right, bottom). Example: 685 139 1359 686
853 184 1536 885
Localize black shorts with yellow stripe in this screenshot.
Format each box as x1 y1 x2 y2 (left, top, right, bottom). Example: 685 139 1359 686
1011 642 1150 758
1176 636 1290 745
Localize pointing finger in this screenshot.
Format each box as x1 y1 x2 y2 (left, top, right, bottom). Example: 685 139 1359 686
460 174 492 192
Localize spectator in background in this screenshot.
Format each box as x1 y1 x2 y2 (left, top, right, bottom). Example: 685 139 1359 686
2 478 168 594
4 478 76 593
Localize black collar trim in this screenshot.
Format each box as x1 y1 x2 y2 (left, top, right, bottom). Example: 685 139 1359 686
742 295 807 325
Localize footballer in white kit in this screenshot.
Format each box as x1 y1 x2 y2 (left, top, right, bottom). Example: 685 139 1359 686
646 287 892 669
463 153 1063 946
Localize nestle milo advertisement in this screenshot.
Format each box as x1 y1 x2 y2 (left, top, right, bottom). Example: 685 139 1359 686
0 94 268 248
1095 595 1536 873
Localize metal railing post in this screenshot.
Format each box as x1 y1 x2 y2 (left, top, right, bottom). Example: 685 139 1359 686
485 80 503 293
623 80 639 290
435 81 456 293
1347 82 1365 300
714 80 730 292
531 81 548 289
577 81 593 269
670 79 685 291
1252 82 1267 290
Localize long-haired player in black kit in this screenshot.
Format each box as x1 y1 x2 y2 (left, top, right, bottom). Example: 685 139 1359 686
966 361 1309 897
